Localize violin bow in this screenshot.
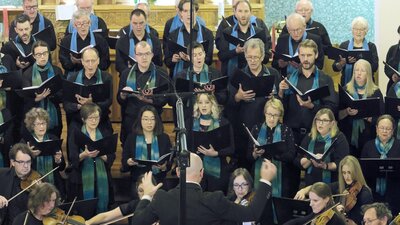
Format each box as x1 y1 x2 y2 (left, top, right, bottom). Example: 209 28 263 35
22 211 29 225
8 166 60 202
62 197 77 224
303 193 348 201
102 213 134 225
302 202 340 225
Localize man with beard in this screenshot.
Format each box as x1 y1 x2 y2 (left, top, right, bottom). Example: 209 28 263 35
9 0 57 51
278 39 336 197
217 0 271 77
272 13 324 77
280 0 332 52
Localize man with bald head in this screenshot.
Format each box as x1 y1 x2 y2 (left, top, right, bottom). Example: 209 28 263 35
272 13 324 76
281 0 331 52
131 153 277 225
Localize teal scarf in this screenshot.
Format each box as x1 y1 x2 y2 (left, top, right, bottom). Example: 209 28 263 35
287 32 307 75
81 125 109 213
33 133 54 184
307 134 332 183
344 39 369 84
395 82 400 139
75 69 103 84
350 84 366 148
32 62 59 129
135 135 160 174
254 123 281 196
374 137 394 196
285 68 320 104
186 64 209 83
126 63 156 91
193 115 221 178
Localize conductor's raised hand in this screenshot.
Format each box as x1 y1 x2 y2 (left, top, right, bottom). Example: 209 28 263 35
260 159 277 182
142 171 163 198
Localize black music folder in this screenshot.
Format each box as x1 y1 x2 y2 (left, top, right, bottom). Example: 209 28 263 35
62 79 109 103
383 61 400 77
106 36 119 49
15 75 62 98
243 124 287 159
32 138 63 156
58 44 95 59
32 26 54 46
230 69 275 97
222 30 263 47
295 139 337 163
0 116 15 134
284 77 330 101
272 50 300 64
326 46 372 64
385 97 400 118
59 198 98 220
0 70 22 89
192 124 231 151
135 152 173 167
75 132 118 156
338 84 381 119
175 76 228 92
273 197 311 225
120 83 169 95
360 158 400 178
11 40 34 64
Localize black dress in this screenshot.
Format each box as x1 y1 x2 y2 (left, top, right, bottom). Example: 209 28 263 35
12 211 43 225
384 42 400 93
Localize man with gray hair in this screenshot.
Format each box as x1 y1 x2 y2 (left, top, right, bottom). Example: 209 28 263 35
272 13 324 77
281 0 331 51
65 0 109 38
362 203 393 225
59 9 110 78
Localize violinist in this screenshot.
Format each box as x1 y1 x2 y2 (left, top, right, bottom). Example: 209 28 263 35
284 182 346 225
362 203 392 225
12 183 60 225
295 155 373 224
0 143 33 225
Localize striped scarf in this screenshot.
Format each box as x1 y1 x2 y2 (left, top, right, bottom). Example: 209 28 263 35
307 134 332 183
193 115 221 178
344 39 369 84
81 125 109 213
33 133 54 184
254 123 282 197
135 134 160 174
126 63 156 91
374 137 394 196
287 32 307 75
350 84 366 148
32 62 59 129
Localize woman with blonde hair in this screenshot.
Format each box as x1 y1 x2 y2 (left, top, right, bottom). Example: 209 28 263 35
339 59 384 158
295 108 349 186
190 93 234 192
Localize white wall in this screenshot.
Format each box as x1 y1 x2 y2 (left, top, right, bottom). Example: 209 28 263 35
374 0 400 95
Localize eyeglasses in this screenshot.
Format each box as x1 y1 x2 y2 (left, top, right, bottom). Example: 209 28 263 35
233 182 249 190
245 55 261 61
361 218 379 225
34 122 47 127
75 21 90 28
25 5 38 11
377 127 392 132
265 113 280 119
136 52 153 58
288 28 304 34
87 116 100 121
315 119 332 125
142 118 155 123
14 160 32 166
34 51 49 58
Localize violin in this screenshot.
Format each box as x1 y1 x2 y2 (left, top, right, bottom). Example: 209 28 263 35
20 170 42 191
43 208 85 225
305 203 340 225
390 213 400 225
341 181 363 213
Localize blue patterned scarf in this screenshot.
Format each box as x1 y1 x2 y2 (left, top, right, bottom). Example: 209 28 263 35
374 137 394 196
126 63 156 91
307 134 332 183
285 67 320 100
227 22 255 77
81 125 109 213
37 13 45 32
32 62 59 129
169 14 205 33
344 39 369 84
193 115 221 178
33 133 54 184
135 135 160 174
287 31 307 75
350 83 366 148
129 31 153 58
254 123 282 197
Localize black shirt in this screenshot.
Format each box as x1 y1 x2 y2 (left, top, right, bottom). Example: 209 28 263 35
12 211 43 225
1 36 35 70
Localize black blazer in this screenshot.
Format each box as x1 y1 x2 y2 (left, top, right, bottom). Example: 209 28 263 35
131 182 272 225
